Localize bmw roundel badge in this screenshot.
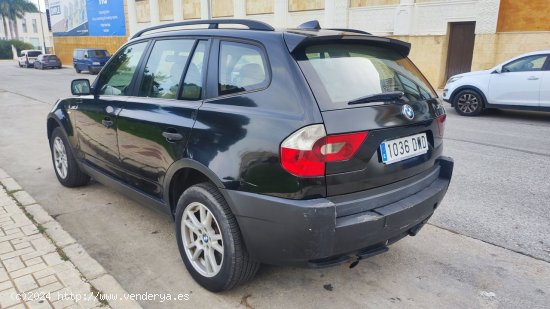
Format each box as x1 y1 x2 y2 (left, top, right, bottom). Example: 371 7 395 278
402 104 415 120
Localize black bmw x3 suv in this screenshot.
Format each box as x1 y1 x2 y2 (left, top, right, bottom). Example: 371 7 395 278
47 19 453 291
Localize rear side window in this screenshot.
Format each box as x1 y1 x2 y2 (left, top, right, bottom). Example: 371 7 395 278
181 40 208 100
295 43 436 110
218 41 268 96
138 39 195 100
98 42 148 96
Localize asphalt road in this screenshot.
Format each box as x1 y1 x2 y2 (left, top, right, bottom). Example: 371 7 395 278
0 60 549 308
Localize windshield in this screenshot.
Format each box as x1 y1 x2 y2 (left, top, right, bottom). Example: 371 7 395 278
87 50 109 58
27 51 42 57
295 43 436 110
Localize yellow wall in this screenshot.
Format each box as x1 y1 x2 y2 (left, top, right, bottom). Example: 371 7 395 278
390 35 448 88
391 32 550 88
53 36 128 65
497 0 550 32
472 32 550 71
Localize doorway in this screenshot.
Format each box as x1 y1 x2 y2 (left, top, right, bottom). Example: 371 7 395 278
445 22 476 82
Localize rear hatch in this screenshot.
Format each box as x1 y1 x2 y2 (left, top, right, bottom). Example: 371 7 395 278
26 51 42 62
292 39 446 196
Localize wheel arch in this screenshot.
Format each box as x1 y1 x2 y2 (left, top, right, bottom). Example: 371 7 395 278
450 85 488 107
47 106 75 141
164 159 226 219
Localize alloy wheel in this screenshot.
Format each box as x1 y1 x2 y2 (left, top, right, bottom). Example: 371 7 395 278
53 137 68 179
457 93 479 114
181 202 224 277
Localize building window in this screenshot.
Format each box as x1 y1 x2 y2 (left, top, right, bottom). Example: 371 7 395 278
288 0 324 12
212 0 234 17
136 0 151 23
159 0 174 21
183 0 201 19
30 38 40 49
246 0 274 15
32 19 37 33
21 19 27 33
350 0 400 7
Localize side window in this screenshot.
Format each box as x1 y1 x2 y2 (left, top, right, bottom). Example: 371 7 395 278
138 39 194 99
181 40 208 100
218 41 268 96
98 42 148 96
503 55 548 73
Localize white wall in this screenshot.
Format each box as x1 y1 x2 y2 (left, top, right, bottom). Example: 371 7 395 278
125 0 500 36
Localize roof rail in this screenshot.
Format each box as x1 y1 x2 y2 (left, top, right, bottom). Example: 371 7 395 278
130 19 275 39
327 28 372 35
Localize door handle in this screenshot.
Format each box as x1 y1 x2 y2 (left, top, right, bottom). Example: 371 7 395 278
528 76 539 80
162 130 183 142
102 116 114 128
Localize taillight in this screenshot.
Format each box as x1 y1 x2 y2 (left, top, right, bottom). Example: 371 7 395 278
436 114 446 137
280 124 368 177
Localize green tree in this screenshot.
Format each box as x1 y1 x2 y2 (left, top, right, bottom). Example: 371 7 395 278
0 0 38 39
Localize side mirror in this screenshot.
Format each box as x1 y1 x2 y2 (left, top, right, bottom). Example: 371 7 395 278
71 79 91 95
494 66 502 74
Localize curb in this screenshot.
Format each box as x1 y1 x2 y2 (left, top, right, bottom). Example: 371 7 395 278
0 168 142 309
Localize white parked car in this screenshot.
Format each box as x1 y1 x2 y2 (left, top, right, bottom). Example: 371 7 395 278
443 50 550 116
18 50 42 68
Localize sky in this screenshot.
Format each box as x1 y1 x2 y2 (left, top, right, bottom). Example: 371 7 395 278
31 0 48 12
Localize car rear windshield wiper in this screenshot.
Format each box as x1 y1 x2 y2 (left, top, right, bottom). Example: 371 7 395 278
348 91 404 105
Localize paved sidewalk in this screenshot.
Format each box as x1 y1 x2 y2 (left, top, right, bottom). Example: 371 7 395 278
0 168 141 309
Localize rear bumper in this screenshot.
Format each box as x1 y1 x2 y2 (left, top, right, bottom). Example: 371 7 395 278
224 156 453 267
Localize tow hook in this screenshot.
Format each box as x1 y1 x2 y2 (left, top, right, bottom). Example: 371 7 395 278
408 218 430 236
350 244 390 268
349 257 360 269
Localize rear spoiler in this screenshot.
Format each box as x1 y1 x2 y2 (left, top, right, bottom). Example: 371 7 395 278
283 31 412 57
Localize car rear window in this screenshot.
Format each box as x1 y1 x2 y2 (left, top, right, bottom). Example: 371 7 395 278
27 51 41 57
87 50 109 58
44 55 58 60
294 43 436 111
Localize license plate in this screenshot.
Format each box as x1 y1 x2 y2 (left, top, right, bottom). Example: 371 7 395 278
380 133 428 164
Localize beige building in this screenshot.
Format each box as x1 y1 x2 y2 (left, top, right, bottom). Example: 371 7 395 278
0 12 53 52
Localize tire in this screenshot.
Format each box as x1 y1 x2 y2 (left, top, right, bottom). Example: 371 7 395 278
453 89 484 116
50 127 90 187
175 183 259 292
75 66 81 73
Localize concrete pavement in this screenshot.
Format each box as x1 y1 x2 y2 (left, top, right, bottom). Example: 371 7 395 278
0 169 141 309
0 60 549 308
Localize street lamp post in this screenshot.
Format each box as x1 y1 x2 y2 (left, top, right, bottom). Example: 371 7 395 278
36 0 47 53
